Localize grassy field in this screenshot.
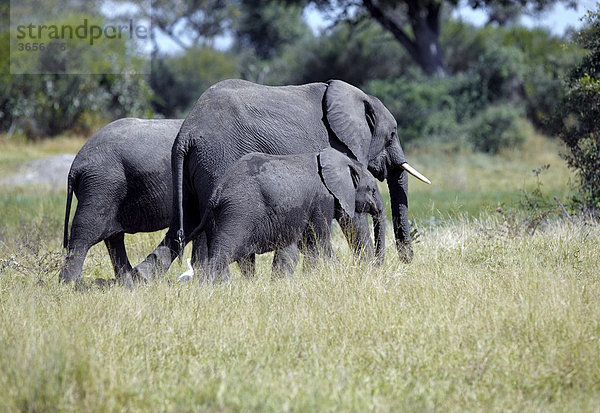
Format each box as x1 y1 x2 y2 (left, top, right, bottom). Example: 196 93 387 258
1 132 599 411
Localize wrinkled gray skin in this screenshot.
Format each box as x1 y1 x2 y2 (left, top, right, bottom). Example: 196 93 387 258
133 79 414 281
60 118 183 285
187 149 386 281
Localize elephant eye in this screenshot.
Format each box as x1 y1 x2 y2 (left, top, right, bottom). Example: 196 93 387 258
388 130 396 144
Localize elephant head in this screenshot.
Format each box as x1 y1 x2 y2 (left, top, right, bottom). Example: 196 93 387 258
324 80 430 263
318 148 386 264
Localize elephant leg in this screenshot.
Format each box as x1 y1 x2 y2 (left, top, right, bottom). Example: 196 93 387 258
338 213 374 261
132 194 201 282
272 244 300 278
104 233 133 288
190 232 238 281
60 209 105 283
132 210 200 282
301 242 319 274
60 244 92 284
238 254 256 278
204 255 232 284
130 236 178 282
190 231 208 269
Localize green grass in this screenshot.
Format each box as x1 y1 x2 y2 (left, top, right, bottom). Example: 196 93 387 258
403 133 576 222
1 220 599 411
0 134 84 177
1 132 598 411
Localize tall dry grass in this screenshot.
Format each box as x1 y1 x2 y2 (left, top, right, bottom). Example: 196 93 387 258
1 217 599 411
1 132 597 411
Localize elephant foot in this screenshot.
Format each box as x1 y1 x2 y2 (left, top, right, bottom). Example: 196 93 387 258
374 253 385 266
397 242 413 264
132 246 178 282
94 278 117 288
59 261 82 284
353 244 374 263
117 270 135 290
130 260 156 283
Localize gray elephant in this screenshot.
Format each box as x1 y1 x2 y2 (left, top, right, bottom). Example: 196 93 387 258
60 118 183 285
133 79 430 281
186 149 386 281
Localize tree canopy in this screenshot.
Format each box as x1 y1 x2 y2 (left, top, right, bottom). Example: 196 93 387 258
0 0 589 140
304 0 578 76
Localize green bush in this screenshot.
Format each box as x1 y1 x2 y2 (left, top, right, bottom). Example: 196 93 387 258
551 9 600 209
442 21 583 131
366 74 458 143
150 47 239 118
0 12 154 138
2 73 152 138
366 73 528 152
262 20 413 86
468 105 527 154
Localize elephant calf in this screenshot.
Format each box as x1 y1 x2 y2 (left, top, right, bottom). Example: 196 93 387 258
60 118 183 285
186 148 386 281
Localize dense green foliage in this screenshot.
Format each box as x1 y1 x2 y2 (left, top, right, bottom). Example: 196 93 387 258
306 0 574 77
365 21 582 152
0 0 589 149
233 0 311 59
468 105 528 153
551 9 600 209
150 48 239 118
0 1 152 137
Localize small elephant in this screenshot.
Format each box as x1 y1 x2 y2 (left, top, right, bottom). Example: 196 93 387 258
60 118 183 285
186 148 386 281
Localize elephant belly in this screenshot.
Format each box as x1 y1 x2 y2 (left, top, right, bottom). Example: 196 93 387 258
119 180 172 234
251 205 318 255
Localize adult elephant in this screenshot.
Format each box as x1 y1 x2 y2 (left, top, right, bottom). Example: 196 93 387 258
60 118 183 285
132 79 430 280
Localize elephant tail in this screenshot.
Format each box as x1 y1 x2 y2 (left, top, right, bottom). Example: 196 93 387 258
171 130 192 261
185 208 210 244
63 170 76 250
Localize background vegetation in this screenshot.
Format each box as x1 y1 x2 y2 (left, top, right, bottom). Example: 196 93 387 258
0 0 588 143
550 8 600 210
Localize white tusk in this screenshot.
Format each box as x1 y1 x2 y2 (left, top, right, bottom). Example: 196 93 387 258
401 163 431 184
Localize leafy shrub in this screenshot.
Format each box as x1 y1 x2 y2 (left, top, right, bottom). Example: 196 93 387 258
263 20 413 86
468 105 527 154
0 13 154 138
366 74 458 143
443 21 583 131
551 9 600 209
150 47 239 118
367 73 528 152
3 74 153 139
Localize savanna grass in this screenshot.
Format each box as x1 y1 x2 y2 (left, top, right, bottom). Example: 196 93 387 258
1 218 599 411
1 133 598 411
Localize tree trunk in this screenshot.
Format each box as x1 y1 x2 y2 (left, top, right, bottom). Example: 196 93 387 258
363 0 448 77
410 4 447 77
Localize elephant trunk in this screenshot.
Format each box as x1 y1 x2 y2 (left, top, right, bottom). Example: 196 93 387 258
372 189 386 266
388 167 413 263
171 131 191 261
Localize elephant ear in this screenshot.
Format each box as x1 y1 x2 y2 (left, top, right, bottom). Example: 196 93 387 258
324 80 374 165
318 148 358 218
